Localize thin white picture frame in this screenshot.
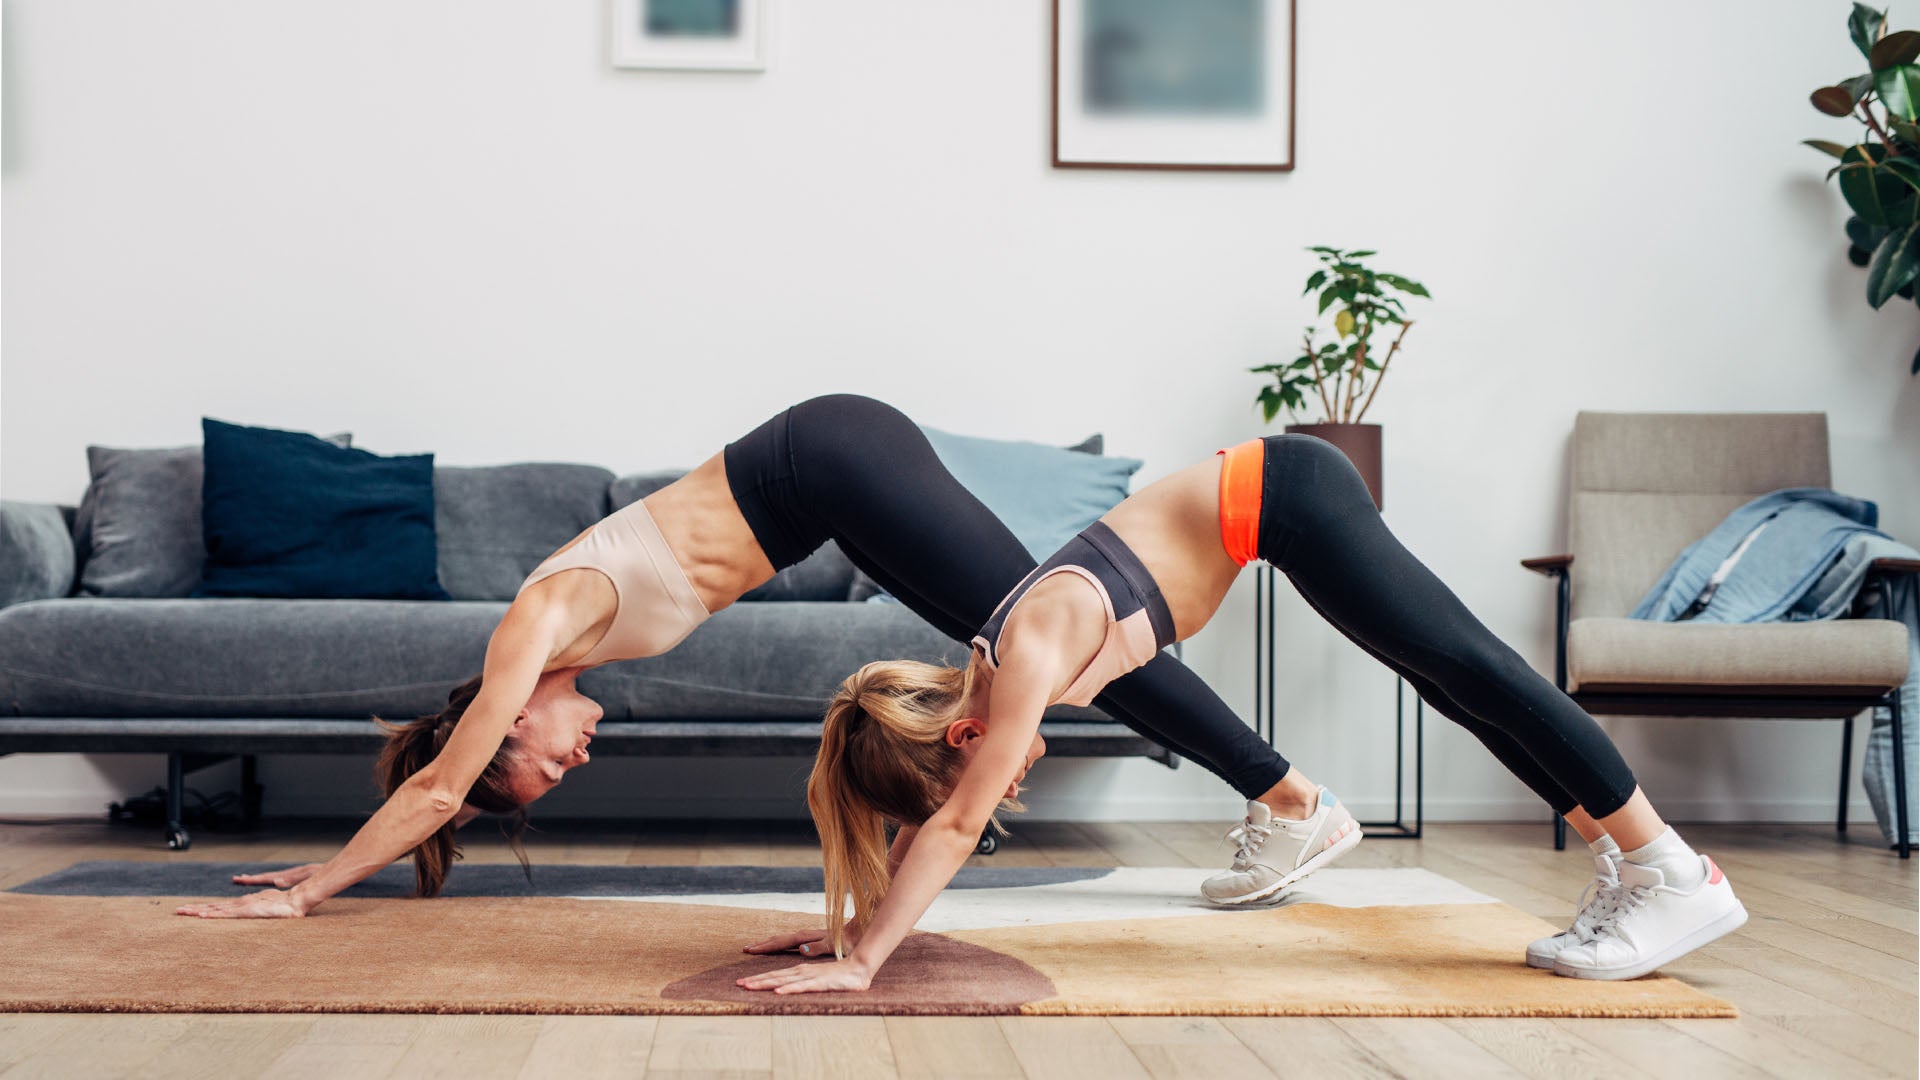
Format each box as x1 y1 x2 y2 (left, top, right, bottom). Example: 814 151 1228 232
609 0 766 72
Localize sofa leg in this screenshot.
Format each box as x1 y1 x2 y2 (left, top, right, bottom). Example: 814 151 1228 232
241 755 263 826
165 753 191 851
1552 814 1566 851
1839 714 1855 835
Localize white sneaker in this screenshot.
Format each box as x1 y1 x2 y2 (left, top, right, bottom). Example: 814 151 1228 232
1200 787 1361 906
1525 852 1624 969
1551 856 1747 980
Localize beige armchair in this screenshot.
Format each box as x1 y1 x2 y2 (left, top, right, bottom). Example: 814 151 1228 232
1523 412 1912 856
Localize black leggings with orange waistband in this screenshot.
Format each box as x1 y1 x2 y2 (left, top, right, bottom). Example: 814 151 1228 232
1234 434 1639 817
724 394 1291 801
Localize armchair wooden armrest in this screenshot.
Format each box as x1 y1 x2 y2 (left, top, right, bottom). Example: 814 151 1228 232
1868 557 1920 576
1521 554 1574 576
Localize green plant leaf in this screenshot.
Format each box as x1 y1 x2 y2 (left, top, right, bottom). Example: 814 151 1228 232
1346 250 1376 258
1871 29 1920 70
1912 344 1920 374
1852 3 1887 59
1805 138 1853 159
1851 244 1874 266
1866 220 1920 306
1894 118 1920 147
1307 245 1341 255
1317 288 1341 315
1302 269 1327 295
1813 85 1859 116
1884 156 1920 191
1846 73 1878 102
1876 64 1920 120
1377 273 1431 297
1837 144 1916 224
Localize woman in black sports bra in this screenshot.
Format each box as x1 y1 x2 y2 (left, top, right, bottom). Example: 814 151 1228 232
177 395 1305 919
744 433 1746 994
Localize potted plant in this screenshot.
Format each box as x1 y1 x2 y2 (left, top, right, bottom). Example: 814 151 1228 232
1805 3 1920 374
1251 246 1430 509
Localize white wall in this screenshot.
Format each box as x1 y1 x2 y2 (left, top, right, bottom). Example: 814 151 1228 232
3 1 1916 826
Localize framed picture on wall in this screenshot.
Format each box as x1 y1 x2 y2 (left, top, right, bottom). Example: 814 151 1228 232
610 0 766 71
1053 0 1295 171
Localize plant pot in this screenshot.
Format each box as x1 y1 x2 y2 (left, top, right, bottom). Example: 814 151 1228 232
1284 422 1383 510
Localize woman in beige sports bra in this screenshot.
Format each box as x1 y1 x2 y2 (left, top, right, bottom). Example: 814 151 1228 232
174 396 1318 919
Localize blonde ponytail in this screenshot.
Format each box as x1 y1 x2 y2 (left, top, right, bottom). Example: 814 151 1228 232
809 654 1010 956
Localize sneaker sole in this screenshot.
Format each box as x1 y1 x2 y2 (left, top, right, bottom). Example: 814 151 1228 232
1205 821 1364 907
1550 900 1749 981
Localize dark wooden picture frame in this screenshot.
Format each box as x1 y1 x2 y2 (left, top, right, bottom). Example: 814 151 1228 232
1051 0 1296 172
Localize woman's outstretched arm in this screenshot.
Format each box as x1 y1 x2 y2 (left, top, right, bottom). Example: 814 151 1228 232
738 655 1057 993
175 608 556 918
743 825 921 957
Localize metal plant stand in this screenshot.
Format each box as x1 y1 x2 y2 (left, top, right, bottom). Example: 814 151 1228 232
1254 565 1423 838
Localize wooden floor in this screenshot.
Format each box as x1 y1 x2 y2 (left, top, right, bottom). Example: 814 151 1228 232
0 817 1913 1079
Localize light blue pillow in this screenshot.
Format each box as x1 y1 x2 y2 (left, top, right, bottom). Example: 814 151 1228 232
856 427 1142 605
921 425 1143 562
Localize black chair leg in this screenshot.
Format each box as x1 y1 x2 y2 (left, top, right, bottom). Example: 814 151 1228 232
1892 694 1911 860
1553 814 1567 851
165 752 190 851
1839 715 1855 835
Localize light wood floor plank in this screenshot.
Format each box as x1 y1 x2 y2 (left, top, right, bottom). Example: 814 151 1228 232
883 1017 1023 1079
998 1016 1149 1080
1546 1019 1770 1080
1222 1017 1405 1080
646 1015 773 1078
1447 1018 1619 1080
1107 1016 1276 1080
771 1015 895 1080
1660 1016 1908 1080
516 1016 658 1079
0 1014 191 1080
1329 1018 1530 1080
128 1015 312 1080
386 1015 543 1080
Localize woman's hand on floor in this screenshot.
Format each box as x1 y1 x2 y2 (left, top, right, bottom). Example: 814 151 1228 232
743 928 835 957
175 888 308 919
736 957 873 995
230 864 322 889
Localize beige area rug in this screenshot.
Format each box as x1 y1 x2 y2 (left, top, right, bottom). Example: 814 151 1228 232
0 866 1735 1017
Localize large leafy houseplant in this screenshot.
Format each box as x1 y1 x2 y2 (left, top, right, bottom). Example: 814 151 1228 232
1250 246 1430 424
1806 3 1920 373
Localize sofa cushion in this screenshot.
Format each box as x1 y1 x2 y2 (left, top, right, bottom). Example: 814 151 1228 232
434 463 615 601
920 428 1138 562
607 469 857 602
75 435 351 599
0 598 500 719
1567 616 1910 693
0 598 1108 723
197 419 449 601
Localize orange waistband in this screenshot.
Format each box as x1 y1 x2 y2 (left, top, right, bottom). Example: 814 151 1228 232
1217 438 1264 567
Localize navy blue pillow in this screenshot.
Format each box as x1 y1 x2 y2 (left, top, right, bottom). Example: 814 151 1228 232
195 418 450 600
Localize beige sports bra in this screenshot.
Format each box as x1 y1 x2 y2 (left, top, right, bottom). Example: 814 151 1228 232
517 498 710 666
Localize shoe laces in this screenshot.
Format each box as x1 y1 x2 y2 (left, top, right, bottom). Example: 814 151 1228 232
1224 817 1273 864
1587 880 1653 941
1568 875 1625 939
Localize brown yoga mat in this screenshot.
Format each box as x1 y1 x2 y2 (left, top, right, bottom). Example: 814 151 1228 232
0 887 1734 1017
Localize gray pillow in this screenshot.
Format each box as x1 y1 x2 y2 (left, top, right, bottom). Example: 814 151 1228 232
433 463 615 601
0 501 77 608
76 436 348 598
848 433 1108 603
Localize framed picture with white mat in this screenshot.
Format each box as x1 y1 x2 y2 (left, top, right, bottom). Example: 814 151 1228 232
610 0 766 72
1053 0 1295 171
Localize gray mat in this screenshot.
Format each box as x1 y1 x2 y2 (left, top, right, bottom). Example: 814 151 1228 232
10 861 1111 899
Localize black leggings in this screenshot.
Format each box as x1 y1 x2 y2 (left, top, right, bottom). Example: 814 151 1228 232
724 394 1290 800
1257 434 1638 818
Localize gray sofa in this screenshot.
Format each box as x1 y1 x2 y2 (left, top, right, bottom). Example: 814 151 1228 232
0 462 1169 849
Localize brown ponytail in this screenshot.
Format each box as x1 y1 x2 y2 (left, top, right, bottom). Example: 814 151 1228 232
808 655 1015 957
374 674 529 897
